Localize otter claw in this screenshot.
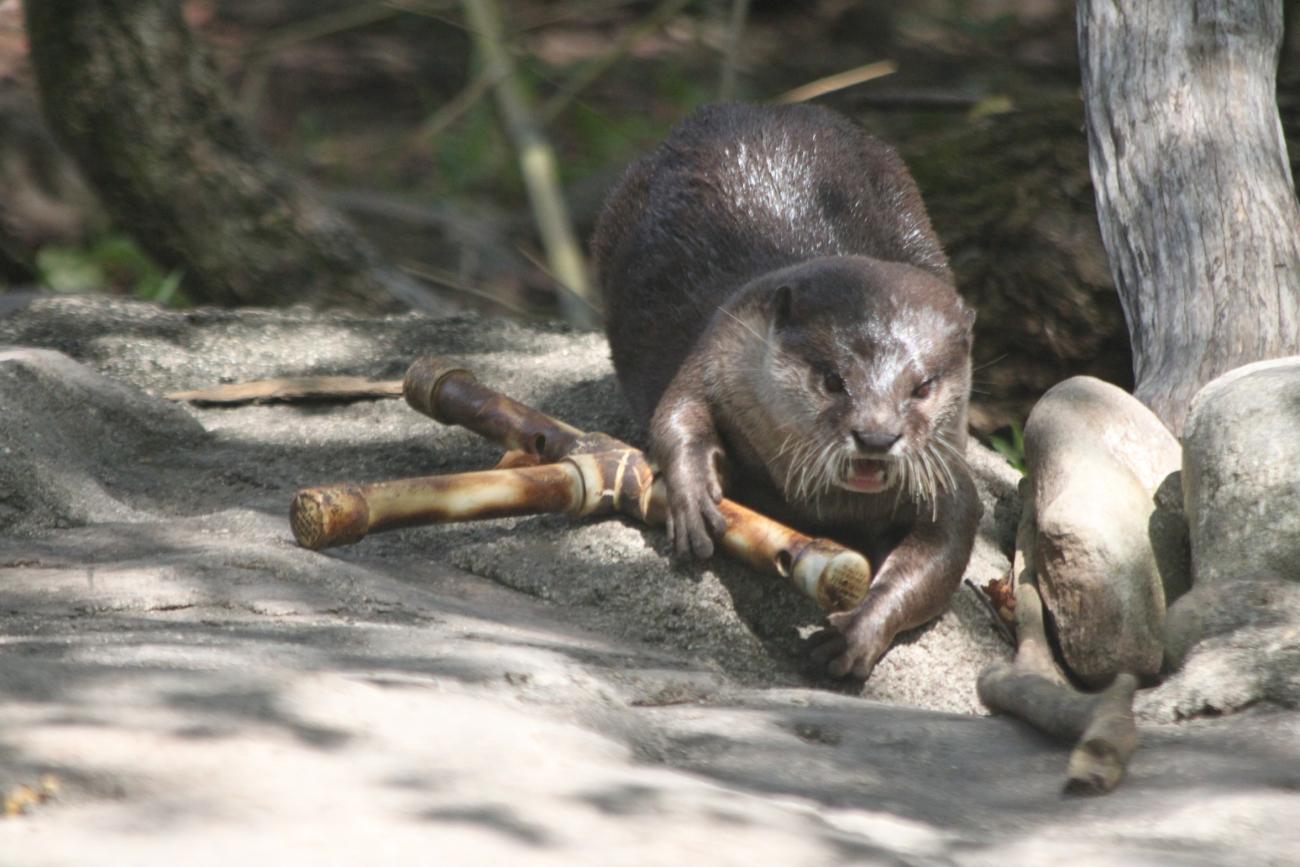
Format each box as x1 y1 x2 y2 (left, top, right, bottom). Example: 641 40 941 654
667 495 726 559
809 610 888 680
660 442 727 560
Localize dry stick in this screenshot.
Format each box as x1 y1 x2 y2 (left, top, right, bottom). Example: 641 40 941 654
290 358 874 613
539 0 694 126
773 60 898 105
460 0 599 328
402 357 586 461
291 460 598 548
717 0 751 101
168 377 403 405
977 583 1139 795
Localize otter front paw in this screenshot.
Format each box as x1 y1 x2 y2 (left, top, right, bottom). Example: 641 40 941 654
662 444 727 559
808 608 893 680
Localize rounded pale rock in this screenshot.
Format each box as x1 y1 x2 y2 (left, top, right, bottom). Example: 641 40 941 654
1181 356 1300 588
1024 376 1185 686
1161 356 1300 686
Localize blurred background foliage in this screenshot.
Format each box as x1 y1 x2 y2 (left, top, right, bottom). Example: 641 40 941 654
3 0 1300 434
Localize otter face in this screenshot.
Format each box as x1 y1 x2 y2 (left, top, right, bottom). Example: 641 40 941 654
738 257 973 512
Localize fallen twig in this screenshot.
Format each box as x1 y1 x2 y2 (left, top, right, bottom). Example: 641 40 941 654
773 60 898 105
167 377 402 405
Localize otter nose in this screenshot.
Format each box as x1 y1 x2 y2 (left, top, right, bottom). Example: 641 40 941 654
852 430 900 453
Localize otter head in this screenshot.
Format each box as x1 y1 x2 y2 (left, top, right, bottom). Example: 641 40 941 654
723 255 974 513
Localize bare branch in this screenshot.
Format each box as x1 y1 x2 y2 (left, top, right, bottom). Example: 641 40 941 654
460 0 599 328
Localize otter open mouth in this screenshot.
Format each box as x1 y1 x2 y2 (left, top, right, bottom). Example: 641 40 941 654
842 458 893 493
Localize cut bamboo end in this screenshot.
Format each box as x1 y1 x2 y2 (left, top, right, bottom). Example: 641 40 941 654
403 357 471 425
715 498 872 613
290 485 371 550
791 541 873 613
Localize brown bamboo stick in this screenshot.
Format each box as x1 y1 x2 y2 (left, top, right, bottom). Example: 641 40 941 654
291 357 873 612
290 461 589 550
403 357 585 462
293 444 871 613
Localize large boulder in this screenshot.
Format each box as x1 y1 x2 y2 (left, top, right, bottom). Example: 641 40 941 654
1180 356 1300 590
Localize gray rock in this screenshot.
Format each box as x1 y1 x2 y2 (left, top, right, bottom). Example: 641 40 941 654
1143 579 1300 721
0 346 207 533
1 298 1296 866
1181 356 1300 588
1023 376 1184 685
1155 357 1300 710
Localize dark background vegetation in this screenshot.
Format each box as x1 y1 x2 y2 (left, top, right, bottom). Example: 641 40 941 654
3 0 1300 431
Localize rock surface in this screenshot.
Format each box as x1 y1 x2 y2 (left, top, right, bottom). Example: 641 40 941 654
0 297 1297 866
1180 356 1300 589
1143 579 1300 722
1022 376 1184 686
1155 357 1300 711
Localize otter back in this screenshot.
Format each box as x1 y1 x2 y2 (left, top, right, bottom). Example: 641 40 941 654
591 103 951 426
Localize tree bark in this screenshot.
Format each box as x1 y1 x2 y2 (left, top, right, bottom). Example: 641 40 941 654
23 0 435 311
1078 0 1300 434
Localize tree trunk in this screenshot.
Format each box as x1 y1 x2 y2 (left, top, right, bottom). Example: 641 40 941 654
1078 0 1300 434
23 0 437 311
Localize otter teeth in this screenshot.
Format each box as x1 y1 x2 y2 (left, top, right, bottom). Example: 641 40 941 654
841 457 894 493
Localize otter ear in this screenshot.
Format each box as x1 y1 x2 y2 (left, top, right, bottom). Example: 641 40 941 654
961 304 976 337
772 284 795 329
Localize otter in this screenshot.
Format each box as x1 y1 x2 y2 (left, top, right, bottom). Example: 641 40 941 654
591 103 979 679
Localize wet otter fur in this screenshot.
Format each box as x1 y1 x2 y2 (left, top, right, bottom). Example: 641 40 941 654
591 103 979 679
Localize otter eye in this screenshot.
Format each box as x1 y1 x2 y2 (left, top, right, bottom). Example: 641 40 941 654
823 371 846 393
912 377 935 400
